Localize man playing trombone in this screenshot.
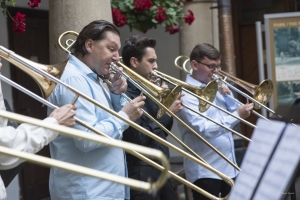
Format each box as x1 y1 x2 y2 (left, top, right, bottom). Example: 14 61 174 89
121 35 184 200
0 58 77 200
47 20 145 200
177 43 254 200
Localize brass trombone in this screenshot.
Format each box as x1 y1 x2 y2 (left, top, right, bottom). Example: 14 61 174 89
174 56 260 126
0 110 169 194
111 61 241 169
0 45 234 199
58 31 240 170
176 55 275 120
151 70 252 142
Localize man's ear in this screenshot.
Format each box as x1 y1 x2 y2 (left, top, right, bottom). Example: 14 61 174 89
85 39 93 54
190 60 198 71
129 57 138 69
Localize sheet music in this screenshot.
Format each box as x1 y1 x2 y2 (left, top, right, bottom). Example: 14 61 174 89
228 119 286 200
253 124 300 200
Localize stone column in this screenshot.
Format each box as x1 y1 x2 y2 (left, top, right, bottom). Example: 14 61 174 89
180 0 219 79
49 0 112 63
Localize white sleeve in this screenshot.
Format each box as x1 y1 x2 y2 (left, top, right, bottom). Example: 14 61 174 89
0 82 8 128
0 117 59 170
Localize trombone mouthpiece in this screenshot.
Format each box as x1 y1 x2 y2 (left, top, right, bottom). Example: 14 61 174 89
212 74 219 80
151 71 158 76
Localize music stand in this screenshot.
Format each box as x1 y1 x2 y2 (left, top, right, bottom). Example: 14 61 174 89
229 105 300 200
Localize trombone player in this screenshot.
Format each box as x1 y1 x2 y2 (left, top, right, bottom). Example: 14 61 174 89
47 20 145 200
0 58 76 199
121 35 184 200
177 43 254 200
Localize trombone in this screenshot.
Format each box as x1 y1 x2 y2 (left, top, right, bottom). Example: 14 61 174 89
151 70 252 142
176 55 275 121
0 110 169 194
0 45 234 199
58 31 240 170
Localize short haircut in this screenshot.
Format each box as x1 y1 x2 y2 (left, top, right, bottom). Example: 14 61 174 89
71 20 120 56
122 35 156 67
190 43 221 61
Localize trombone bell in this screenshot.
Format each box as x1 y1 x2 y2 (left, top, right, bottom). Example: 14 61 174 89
0 45 67 100
152 70 218 112
253 79 273 109
198 81 219 112
219 70 273 109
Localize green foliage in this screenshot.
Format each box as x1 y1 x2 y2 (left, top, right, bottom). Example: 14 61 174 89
111 0 186 33
1 0 15 17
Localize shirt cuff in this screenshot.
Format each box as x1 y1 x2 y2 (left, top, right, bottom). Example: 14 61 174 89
116 110 130 131
226 111 240 128
42 117 59 142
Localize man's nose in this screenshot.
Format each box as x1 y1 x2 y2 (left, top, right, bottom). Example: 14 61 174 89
112 52 120 61
213 67 220 73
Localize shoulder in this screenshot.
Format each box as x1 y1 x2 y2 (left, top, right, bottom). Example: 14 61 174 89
60 62 85 81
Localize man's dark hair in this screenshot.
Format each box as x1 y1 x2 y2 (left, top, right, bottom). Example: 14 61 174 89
190 43 221 61
71 20 120 56
122 35 156 67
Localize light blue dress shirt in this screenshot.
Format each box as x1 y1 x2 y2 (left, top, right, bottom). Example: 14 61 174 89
48 54 130 200
177 74 239 183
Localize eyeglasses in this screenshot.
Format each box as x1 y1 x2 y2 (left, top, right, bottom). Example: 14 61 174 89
194 60 221 70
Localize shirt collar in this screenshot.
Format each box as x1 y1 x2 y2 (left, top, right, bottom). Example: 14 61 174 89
68 54 98 80
185 74 207 87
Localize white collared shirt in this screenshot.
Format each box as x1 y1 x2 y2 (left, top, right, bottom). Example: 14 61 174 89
177 74 239 183
48 54 130 200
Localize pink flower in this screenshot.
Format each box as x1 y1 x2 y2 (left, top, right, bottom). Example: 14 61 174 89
112 9 127 27
184 10 195 25
28 0 41 9
154 7 166 23
167 25 180 34
133 0 153 12
13 12 26 33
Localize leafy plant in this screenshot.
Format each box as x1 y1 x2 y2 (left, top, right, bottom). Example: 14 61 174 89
111 0 195 34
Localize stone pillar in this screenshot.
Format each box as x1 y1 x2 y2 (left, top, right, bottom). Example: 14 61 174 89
180 0 219 79
218 0 236 75
49 0 112 63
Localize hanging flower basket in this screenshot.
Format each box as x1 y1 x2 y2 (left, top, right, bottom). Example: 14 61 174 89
111 0 195 34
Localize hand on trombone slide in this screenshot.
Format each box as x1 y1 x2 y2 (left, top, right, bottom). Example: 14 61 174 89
49 104 77 127
218 81 254 119
121 95 146 122
237 102 254 119
167 93 184 116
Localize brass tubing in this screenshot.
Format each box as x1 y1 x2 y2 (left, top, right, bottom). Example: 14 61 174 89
112 62 240 171
0 54 234 198
153 70 257 129
0 110 169 194
101 77 207 164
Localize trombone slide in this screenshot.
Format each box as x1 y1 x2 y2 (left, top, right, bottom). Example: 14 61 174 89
0 110 170 194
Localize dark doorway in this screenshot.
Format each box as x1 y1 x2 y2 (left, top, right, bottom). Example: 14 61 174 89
7 7 50 200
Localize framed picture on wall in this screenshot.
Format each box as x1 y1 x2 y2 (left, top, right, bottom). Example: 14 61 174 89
265 13 300 110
